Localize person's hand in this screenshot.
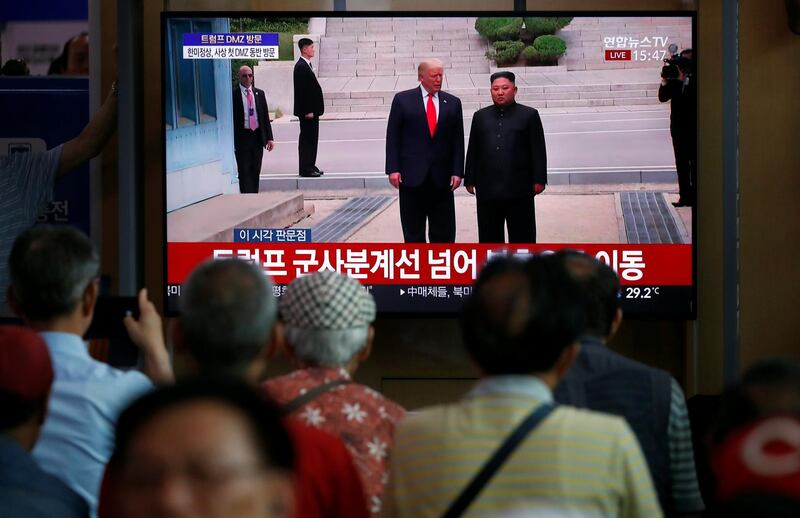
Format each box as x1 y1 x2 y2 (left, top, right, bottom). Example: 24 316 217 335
534 183 546 195
389 172 402 189
305 113 314 119
266 140 274 152
466 185 475 195
450 176 462 191
123 288 173 384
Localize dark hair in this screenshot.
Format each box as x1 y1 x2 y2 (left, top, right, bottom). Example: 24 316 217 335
0 390 47 431
713 358 800 444
460 254 585 375
113 377 293 470
298 38 314 51
9 225 100 322
1 59 30 76
180 259 277 375
48 32 88 75
556 250 620 338
490 71 516 84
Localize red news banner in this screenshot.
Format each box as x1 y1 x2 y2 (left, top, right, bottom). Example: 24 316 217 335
168 243 692 286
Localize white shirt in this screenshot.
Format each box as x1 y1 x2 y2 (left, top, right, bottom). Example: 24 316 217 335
301 55 313 71
32 332 153 516
239 84 259 129
419 84 439 121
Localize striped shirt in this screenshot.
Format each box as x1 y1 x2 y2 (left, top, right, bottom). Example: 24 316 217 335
667 379 704 511
0 146 61 300
384 376 662 518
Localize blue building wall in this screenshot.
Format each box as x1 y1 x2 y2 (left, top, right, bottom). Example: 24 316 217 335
165 17 236 211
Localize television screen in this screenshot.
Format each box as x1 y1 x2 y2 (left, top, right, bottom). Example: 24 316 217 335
163 11 696 317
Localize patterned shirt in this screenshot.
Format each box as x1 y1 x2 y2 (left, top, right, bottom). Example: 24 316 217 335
384 376 662 518
0 146 61 302
263 367 406 516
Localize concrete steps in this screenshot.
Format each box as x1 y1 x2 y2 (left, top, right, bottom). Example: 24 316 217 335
559 16 693 71
321 82 662 115
167 192 314 242
319 16 489 77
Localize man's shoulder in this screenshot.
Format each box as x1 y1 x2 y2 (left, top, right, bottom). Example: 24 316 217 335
516 102 539 115
394 88 420 100
440 90 462 103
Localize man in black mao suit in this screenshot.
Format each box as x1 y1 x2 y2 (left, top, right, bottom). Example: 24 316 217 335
465 71 547 243
385 58 464 243
232 65 274 193
293 38 324 178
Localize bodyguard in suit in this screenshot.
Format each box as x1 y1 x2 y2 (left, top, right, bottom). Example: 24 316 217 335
232 65 274 193
385 58 464 243
294 38 324 178
465 71 547 243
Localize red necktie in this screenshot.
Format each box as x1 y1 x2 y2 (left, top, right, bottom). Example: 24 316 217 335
426 94 436 138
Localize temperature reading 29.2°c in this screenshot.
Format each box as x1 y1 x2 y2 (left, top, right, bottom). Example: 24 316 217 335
625 287 661 299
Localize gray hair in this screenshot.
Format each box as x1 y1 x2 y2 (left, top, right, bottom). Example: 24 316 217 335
9 225 99 321
181 259 277 374
285 325 369 367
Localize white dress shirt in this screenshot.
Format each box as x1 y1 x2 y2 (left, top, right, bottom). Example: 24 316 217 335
239 84 259 129
419 84 440 121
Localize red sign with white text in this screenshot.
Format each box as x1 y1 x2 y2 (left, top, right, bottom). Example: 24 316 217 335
167 243 691 286
605 49 632 61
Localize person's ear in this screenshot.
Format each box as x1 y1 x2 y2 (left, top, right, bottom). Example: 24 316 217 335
171 319 195 377
554 342 580 379
267 321 289 361
6 286 23 318
356 326 375 363
607 308 623 342
82 278 100 318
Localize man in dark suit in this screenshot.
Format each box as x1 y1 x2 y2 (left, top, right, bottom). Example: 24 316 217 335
465 71 547 243
658 50 695 207
232 65 274 193
385 58 464 243
293 38 324 178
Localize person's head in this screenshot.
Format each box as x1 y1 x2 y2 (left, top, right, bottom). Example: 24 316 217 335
461 255 586 383
1 58 30 76
298 38 315 59
8 225 100 332
48 32 89 75
0 325 54 451
176 259 277 380
278 271 376 374
490 71 518 107
556 250 622 342
418 58 444 94
713 358 800 445
112 378 294 518
238 65 254 89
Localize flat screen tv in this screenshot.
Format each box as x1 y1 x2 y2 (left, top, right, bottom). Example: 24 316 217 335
163 11 696 317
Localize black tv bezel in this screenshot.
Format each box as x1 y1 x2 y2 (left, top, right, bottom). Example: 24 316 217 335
161 9 698 320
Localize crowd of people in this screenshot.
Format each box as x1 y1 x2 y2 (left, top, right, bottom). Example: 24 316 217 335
1 223 798 517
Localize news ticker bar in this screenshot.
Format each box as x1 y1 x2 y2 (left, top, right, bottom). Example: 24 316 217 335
167 243 692 286
166 283 692 315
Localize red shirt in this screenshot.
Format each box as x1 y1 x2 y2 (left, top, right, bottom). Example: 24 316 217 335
264 367 406 516
285 419 370 518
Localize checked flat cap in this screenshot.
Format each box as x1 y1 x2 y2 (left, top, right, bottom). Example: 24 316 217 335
280 271 376 330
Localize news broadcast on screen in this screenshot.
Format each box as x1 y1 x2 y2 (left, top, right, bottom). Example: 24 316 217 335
163 12 696 316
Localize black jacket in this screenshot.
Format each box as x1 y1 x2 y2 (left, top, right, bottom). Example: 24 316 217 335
232 86 273 150
293 58 324 118
465 102 547 201
385 87 465 189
